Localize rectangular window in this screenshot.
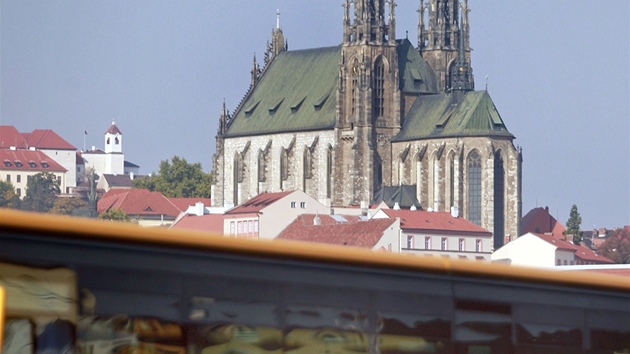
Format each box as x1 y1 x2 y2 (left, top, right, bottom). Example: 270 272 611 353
406 235 414 249
230 222 235 235
441 238 447 251
290 202 296 208
254 220 259 233
16 188 21 197
425 237 431 250
6 175 10 182
16 175 21 183
459 239 465 251
476 239 482 252
300 202 306 208
238 221 243 235
248 221 253 236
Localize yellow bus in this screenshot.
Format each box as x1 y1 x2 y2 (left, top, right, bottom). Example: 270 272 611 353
0 208 629 353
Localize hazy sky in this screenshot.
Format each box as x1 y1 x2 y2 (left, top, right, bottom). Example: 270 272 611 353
1 1 629 229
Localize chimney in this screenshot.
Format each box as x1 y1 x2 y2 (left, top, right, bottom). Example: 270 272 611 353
195 202 205 216
313 212 321 226
393 202 400 210
451 206 459 218
360 201 368 216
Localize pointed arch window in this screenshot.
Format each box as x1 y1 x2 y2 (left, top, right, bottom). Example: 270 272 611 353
258 151 266 182
467 150 482 225
233 152 244 206
280 149 289 182
373 58 385 118
351 59 359 117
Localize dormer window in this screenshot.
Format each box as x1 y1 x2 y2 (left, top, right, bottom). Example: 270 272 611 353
14 160 22 167
29 161 37 168
3 160 11 167
41 161 49 168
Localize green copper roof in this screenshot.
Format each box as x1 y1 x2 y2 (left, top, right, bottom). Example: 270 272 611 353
393 91 515 141
397 39 438 94
224 46 340 138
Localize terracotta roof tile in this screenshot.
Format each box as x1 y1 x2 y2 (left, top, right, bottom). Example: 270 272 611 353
530 233 613 263
379 209 491 235
277 214 396 248
102 174 133 188
97 189 181 217
106 122 122 135
23 129 76 150
521 207 566 237
226 191 294 214
170 214 224 234
0 150 66 172
0 126 28 149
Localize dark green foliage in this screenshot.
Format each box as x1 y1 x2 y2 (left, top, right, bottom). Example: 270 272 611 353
22 172 61 213
99 208 132 222
133 156 212 198
50 197 89 216
564 204 582 244
0 180 21 209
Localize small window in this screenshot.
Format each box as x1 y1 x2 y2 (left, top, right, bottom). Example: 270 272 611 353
41 161 49 168
14 160 22 167
3 160 10 167
6 175 10 182
290 202 296 208
238 221 243 235
407 236 414 249
248 221 253 236
16 188 21 197
16 175 21 183
300 202 306 208
254 220 259 233
441 238 447 251
425 237 431 250
230 222 235 235
29 161 37 168
459 238 465 251
476 239 482 252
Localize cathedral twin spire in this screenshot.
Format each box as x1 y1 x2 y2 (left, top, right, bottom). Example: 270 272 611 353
343 0 396 45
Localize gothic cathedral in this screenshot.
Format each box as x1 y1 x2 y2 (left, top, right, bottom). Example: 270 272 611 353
213 0 522 248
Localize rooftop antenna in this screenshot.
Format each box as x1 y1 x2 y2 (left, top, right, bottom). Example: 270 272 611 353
485 75 489 91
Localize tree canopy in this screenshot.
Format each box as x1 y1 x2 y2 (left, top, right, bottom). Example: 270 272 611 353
598 228 630 264
0 180 21 209
99 208 132 222
50 197 89 216
133 156 212 198
22 172 61 213
564 204 582 244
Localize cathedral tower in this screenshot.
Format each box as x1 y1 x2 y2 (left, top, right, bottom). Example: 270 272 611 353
335 0 401 206
418 0 472 92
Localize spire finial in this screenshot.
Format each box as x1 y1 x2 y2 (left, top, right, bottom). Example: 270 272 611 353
276 9 280 29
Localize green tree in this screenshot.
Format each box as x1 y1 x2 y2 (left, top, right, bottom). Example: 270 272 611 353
563 204 582 244
598 228 630 264
133 156 212 198
0 180 21 209
99 208 132 222
50 197 89 216
22 172 61 213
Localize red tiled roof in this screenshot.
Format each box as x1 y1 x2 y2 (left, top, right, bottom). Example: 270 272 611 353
277 214 396 248
0 126 28 149
97 189 181 217
226 191 294 214
570 268 630 277
521 207 566 237
379 209 491 235
23 129 76 150
106 122 122 135
530 233 613 264
0 150 66 172
171 214 224 234
169 198 213 212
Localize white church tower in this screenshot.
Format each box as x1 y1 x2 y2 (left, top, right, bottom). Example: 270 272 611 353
105 120 123 153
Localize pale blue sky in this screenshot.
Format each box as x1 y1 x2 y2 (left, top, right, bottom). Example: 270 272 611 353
1 1 629 229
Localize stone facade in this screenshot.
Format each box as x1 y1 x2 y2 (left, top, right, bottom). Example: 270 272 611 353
213 0 522 248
